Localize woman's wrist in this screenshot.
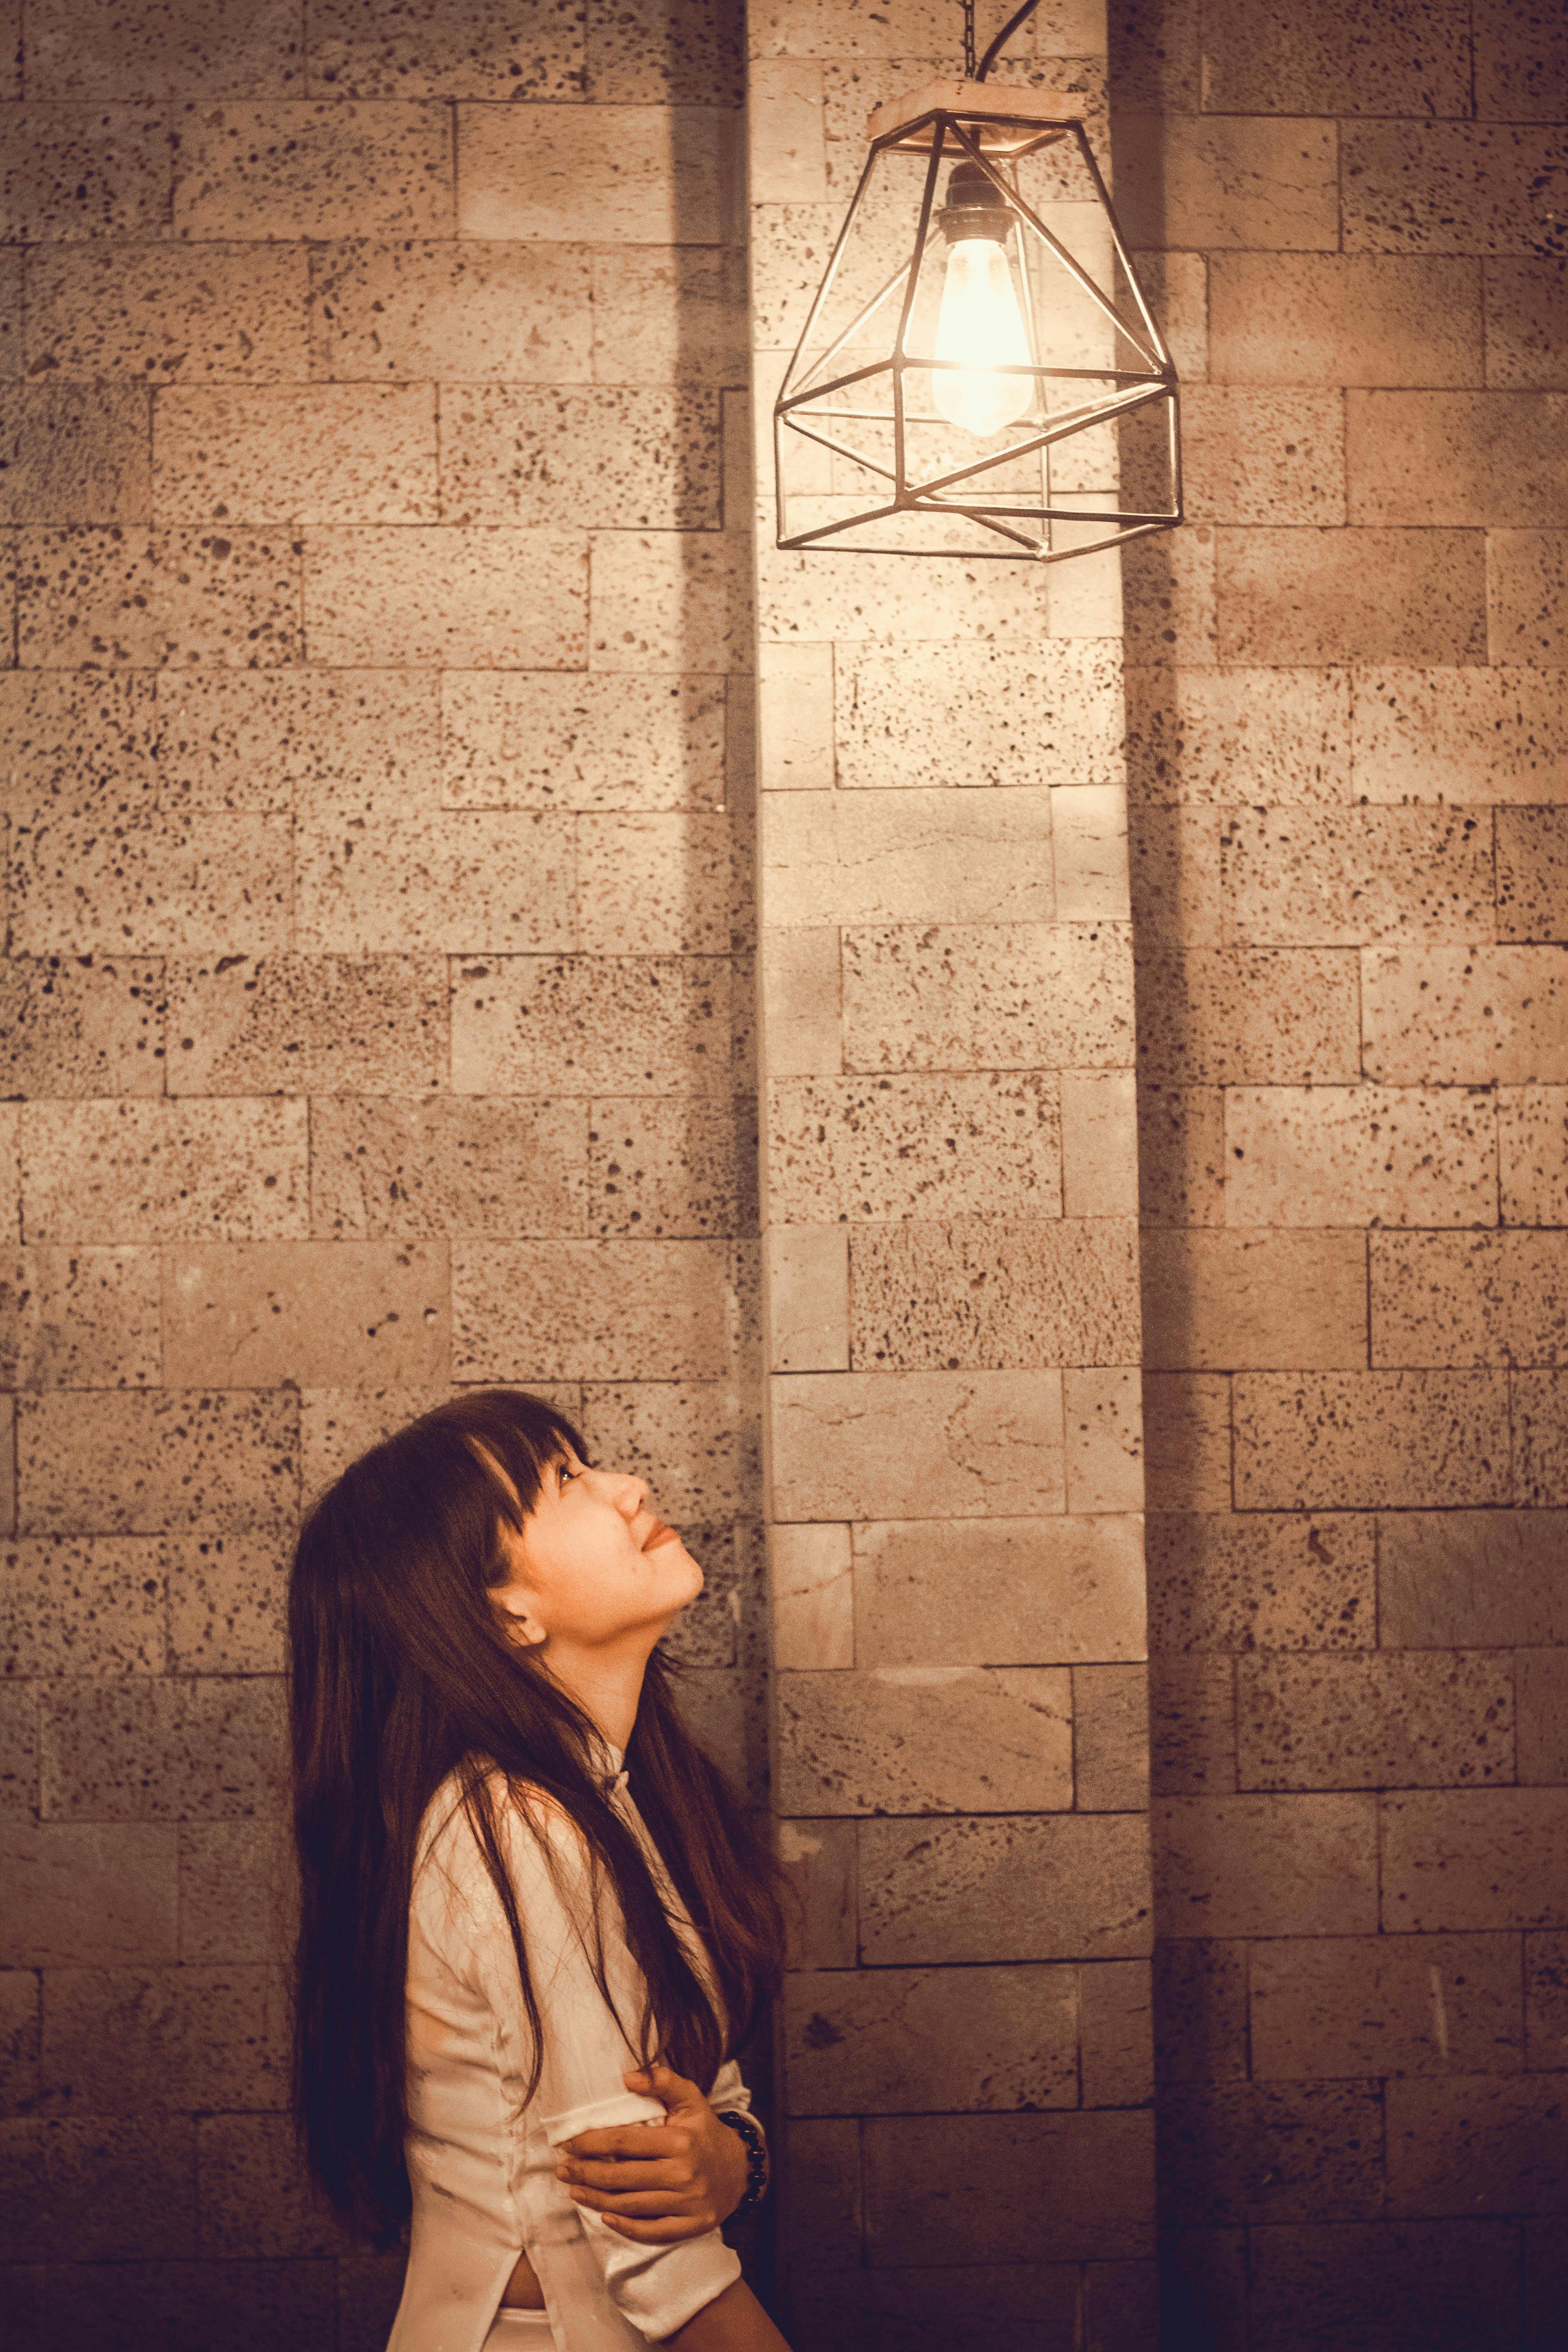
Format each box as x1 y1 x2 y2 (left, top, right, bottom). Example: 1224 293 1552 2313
713 2109 768 2217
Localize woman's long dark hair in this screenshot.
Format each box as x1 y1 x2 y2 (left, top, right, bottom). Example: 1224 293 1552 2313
287 1386 785 2247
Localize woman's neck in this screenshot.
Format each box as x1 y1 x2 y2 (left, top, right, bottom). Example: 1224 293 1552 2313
540 1629 658 1754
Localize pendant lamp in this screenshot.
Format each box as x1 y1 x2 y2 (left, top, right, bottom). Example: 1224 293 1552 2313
772 3 1181 565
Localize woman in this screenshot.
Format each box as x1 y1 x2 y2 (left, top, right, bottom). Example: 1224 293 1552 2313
288 1386 794 2352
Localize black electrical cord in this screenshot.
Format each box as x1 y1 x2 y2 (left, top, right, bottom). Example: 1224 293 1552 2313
975 0 1044 80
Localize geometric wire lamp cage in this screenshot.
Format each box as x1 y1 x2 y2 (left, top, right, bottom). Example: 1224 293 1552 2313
774 77 1182 564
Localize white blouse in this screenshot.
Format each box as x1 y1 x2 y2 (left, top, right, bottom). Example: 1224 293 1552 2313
385 1748 757 2352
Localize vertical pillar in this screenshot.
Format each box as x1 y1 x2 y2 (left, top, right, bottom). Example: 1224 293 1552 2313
745 5 1157 2339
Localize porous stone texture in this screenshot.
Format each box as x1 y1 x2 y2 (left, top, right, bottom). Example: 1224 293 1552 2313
749 0 1154 2320
1119 0 1568 2331
0 4 764 2338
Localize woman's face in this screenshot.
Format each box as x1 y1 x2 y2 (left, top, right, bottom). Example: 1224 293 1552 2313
488 1446 704 1656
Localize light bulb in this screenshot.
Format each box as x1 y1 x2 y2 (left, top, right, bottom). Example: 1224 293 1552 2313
932 235 1034 438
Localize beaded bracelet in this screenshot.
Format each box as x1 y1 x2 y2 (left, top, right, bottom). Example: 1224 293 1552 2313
715 2108 769 2216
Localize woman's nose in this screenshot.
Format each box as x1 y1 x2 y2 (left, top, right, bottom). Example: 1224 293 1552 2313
611 1472 648 1519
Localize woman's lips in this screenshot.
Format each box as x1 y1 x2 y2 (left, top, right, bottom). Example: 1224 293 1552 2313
642 1522 681 1551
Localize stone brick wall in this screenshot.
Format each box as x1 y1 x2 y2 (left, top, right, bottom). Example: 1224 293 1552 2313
1113 1 1568 2342
1 5 759 2342
749 5 1158 2343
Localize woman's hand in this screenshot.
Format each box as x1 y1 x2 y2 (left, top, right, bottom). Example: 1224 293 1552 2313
554 2063 753 2242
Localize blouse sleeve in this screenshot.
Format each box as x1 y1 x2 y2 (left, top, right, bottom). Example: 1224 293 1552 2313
451 1780 743 2344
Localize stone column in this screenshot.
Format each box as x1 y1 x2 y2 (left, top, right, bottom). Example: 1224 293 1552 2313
745 4 1156 2338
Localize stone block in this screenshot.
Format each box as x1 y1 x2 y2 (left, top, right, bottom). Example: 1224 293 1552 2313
778 2116 861 2274
1382 1789 1568 1930
1121 529 1219 669
1133 945 1363 1082
173 102 454 241
0 955 165 1098
0 1248 160 1389
1196 0 1471 114
1517 1652 1568 1785
168 956 445 1098
162 1239 450 1387
1053 785 1130 923
1485 260 1568 391
153 666 440 816
1080 1958 1154 2110
1178 387 1345 528
313 1097 584 1239
1 1535 166 1676
21 1100 307 1243
1340 122 1567 256
1250 2220 1524 2352
1362 944 1568 1084
179 1818 299 1964
761 787 1054 931
0 105 172 241
40 1676 286 1821
1075 1662 1151 1811
26 0 301 99
853 1514 1146 1670
1349 390 1568 529
589 530 750 673
1136 1085 1225 1229
0 666 157 802
1215 525 1488 666
1158 2080 1386 2226
10 807 292 958
442 673 726 812
26 244 310 382
768 1072 1061 1225
1141 1229 1367 1372
1154 1793 1378 1938
0 1818 178 1967
302 527 586 667
298 1386 455 1503
1499 809 1568 938
775 1666 1072 1816
1351 664 1568 804
1238 1651 1514 1792
1063 1367 1144 1516
858 1813 1152 1964
749 202 841 351
307 0 583 100
590 248 748 385
167 1530 287 1676
771 1369 1066 1523
0 1968 39 2112
848 1220 1138 1373
37 1962 288 2114
864 2112 1155 2264
1152 1939 1249 2083
453 1237 731 1381
196 2112 354 2257
1113 116 1338 252
1387 2078 1568 2216
576 1382 748 1524
841 922 1133 1074
1224 805 1493 947
776 1818 856 1969
756 642 832 794
1146 1511 1376 1654
17 1389 298 1535
441 387 720 532
451 955 734 1096
758 929 840 1080
458 104 731 244
295 811 576 955
1234 1369 1510 1510
755 534 1051 652
1209 254 1483 389
16 524 301 668
1149 1657 1235 1796
0 2116 196 2262
833 640 1125 791
155 384 437 527
1124 664 1352 807
309 238 592 383
1371 1230 1568 1368
1225 1084 1497 1228
1527 1932 1568 2072
1128 806 1224 950
782 1960 1081 2116
1380 1509 1568 1648
0 382 150 525
1129 250 1208 385
1141 1372 1232 1512
770 1524 852 1670
764 1228 848 1374
577 813 732 956
0 1683 35 1813
1490 529 1568 664
1517 1371 1568 1506
1062 1071 1139 1221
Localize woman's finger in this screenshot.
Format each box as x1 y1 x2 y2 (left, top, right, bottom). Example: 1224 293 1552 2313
567 2185 705 2219
561 2124 681 2161
558 2157 686 2191
599 2215 710 2243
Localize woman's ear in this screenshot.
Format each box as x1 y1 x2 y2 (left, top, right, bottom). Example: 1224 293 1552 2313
494 1592 549 1650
